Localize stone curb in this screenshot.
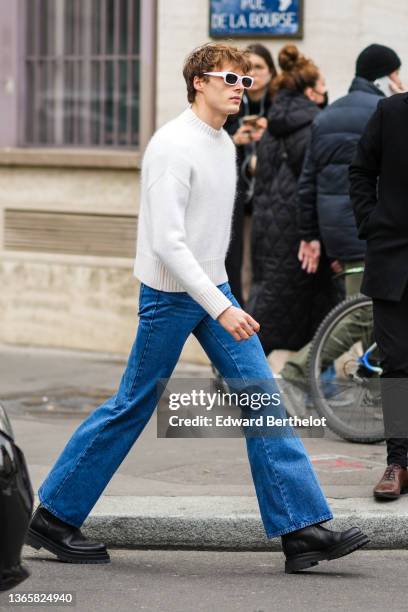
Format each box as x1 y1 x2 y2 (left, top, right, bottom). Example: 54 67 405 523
34 496 408 551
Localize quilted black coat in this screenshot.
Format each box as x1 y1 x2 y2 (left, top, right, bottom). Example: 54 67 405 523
246 88 342 355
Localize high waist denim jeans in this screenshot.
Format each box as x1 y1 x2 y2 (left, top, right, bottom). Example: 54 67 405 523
38 282 333 537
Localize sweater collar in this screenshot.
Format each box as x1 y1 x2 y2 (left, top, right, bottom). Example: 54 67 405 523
183 106 224 139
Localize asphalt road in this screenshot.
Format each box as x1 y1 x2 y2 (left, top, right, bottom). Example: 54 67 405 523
0 548 405 612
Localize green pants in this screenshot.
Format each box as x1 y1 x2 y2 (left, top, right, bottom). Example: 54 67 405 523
280 260 365 387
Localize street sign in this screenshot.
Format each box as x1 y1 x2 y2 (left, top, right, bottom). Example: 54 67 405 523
209 0 303 39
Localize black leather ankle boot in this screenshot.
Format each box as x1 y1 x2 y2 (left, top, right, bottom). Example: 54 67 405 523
25 504 110 564
281 523 369 573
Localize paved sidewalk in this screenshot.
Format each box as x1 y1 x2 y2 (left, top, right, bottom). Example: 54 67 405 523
1 344 406 550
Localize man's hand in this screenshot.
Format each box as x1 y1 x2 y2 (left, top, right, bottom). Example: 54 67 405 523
389 72 408 94
217 305 260 341
298 240 321 274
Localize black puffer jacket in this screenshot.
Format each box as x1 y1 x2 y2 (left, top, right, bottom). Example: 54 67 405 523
246 88 342 354
298 77 384 260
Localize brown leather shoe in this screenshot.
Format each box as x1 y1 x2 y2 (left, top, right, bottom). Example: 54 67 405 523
373 464 408 500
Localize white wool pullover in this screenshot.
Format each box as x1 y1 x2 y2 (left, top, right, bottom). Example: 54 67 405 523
134 106 237 320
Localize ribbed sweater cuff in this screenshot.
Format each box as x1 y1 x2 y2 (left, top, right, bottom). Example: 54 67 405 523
194 284 233 320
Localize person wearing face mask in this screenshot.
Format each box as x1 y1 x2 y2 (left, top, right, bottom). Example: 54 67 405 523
223 44 277 307
279 44 404 404
246 45 339 366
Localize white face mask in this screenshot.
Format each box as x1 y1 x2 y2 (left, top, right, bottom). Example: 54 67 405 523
373 76 394 97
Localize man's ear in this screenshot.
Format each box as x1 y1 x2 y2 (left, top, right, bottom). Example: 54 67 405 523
193 75 204 96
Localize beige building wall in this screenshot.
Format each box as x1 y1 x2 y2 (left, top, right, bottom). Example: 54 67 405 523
0 163 139 353
157 0 408 125
0 159 207 363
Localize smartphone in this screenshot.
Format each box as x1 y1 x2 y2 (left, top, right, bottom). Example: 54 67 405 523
242 114 259 128
374 76 394 97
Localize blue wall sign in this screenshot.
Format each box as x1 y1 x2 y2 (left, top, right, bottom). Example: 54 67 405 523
210 0 303 38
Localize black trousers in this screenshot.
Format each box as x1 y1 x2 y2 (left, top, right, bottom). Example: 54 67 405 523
372 284 408 467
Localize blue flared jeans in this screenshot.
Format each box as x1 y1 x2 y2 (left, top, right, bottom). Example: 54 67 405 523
38 281 333 537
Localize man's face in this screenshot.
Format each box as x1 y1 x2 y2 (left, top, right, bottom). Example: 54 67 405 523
193 62 247 115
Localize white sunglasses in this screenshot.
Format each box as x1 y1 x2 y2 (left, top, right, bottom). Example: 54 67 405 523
203 71 254 89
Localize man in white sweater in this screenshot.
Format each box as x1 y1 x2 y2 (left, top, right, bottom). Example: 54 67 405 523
27 43 368 573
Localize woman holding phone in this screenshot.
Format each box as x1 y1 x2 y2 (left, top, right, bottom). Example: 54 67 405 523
223 43 277 307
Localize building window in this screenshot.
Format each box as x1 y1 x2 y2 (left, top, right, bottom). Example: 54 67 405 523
25 0 140 148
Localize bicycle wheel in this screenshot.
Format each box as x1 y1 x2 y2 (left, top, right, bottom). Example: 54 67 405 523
308 294 384 443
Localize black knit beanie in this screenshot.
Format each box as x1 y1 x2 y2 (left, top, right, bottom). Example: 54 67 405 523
356 44 401 81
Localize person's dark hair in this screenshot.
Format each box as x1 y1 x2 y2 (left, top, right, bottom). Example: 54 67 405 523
183 42 252 104
271 44 319 95
245 43 277 78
